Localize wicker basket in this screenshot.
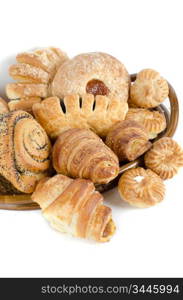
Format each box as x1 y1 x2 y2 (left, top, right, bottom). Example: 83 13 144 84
0 74 179 210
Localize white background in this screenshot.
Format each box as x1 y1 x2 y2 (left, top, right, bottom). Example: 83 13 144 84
0 0 182 277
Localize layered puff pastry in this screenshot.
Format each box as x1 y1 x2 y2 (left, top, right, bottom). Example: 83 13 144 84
145 137 183 179
52 128 119 184
125 108 166 139
51 52 130 101
0 97 9 114
118 167 165 208
32 175 116 242
32 94 128 139
105 120 152 161
130 69 169 108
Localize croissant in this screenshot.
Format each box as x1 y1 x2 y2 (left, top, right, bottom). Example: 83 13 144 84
105 120 152 161
0 110 51 194
0 97 9 114
52 128 119 184
32 174 116 242
33 94 128 139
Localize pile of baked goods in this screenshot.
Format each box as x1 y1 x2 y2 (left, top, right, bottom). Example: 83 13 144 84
0 47 183 242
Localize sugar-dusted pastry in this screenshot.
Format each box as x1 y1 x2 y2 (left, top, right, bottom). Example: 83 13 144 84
0 110 51 194
105 120 152 161
32 174 116 242
52 128 119 184
130 69 169 108
33 94 128 139
118 167 165 208
145 137 183 179
8 97 41 114
0 97 9 114
6 83 48 99
125 108 166 139
51 52 130 101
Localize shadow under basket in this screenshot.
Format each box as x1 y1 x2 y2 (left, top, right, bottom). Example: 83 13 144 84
0 73 179 210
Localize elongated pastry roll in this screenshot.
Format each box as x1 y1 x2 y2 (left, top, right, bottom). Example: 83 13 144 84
106 120 152 161
32 175 116 242
52 128 119 184
8 97 41 114
0 110 51 194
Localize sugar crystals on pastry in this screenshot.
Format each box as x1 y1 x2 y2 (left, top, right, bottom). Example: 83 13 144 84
130 69 169 108
118 167 165 208
105 120 152 161
145 137 183 179
125 108 166 139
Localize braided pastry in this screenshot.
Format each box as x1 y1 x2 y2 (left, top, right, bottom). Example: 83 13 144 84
33 94 128 139
32 175 116 242
52 128 119 184
0 110 51 194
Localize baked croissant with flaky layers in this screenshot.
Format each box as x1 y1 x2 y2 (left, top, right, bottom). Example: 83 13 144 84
32 175 116 242
118 167 165 208
145 137 183 179
130 69 169 108
52 128 119 184
0 110 51 194
105 120 152 161
33 94 128 139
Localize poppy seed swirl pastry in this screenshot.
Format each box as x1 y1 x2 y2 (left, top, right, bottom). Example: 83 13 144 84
106 120 152 161
118 167 165 208
130 69 169 108
145 137 183 179
52 128 119 184
51 52 130 101
32 174 116 242
125 108 166 139
32 94 128 139
0 110 51 194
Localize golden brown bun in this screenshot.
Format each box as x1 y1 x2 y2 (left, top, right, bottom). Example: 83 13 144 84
51 52 130 101
52 128 119 184
145 137 183 179
0 97 9 114
32 175 116 242
106 120 152 161
0 110 51 193
118 167 165 208
33 94 128 139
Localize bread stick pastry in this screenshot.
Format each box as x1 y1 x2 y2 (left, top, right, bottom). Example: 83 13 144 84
33 94 128 139
130 69 169 108
125 108 166 139
0 110 51 194
118 167 165 208
8 97 41 114
52 128 119 184
32 174 116 242
0 97 9 114
145 137 183 179
105 120 152 161
51 52 130 101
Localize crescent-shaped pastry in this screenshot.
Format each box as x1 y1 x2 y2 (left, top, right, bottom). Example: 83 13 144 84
8 97 41 114
32 94 128 138
145 137 183 179
51 52 130 101
52 128 119 184
32 174 116 242
125 108 166 139
105 120 152 161
130 69 169 108
0 97 9 114
118 167 165 208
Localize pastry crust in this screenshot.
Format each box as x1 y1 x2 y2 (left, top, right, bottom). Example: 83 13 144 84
125 108 166 139
51 52 130 101
105 120 152 161
6 83 48 99
32 174 116 242
8 97 41 114
52 128 119 184
0 110 51 193
118 167 165 208
130 69 169 108
32 94 128 138
145 137 183 179
0 97 9 114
